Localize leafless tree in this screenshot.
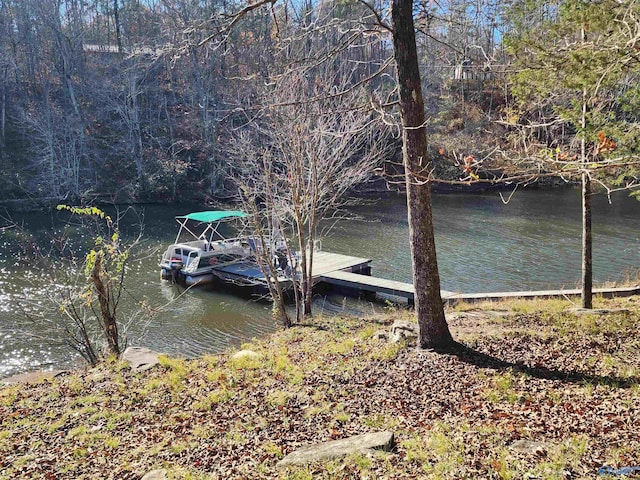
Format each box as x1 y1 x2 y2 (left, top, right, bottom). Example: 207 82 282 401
7 205 158 366
229 69 393 322
193 0 456 347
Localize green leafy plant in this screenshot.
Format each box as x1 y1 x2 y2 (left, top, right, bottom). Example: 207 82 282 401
52 205 133 364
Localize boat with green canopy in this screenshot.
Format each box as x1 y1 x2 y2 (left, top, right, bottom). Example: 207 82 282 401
160 209 293 289
160 210 252 286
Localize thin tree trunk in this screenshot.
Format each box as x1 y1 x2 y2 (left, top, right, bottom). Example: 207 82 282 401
294 213 311 316
90 255 120 356
581 87 592 309
0 64 6 150
1 86 5 151
582 171 592 308
113 0 123 54
390 0 453 349
580 26 592 309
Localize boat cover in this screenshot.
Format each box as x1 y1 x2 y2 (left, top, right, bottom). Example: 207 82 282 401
213 261 265 280
176 210 248 223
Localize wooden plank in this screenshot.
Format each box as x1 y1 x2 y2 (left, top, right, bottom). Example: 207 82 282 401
446 285 640 303
320 270 414 298
311 251 371 277
320 270 456 300
318 269 640 304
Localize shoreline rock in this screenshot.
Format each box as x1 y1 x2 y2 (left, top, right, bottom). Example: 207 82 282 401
122 346 162 373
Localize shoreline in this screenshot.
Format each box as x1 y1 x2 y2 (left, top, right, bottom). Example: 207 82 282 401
0 178 578 213
3 284 639 383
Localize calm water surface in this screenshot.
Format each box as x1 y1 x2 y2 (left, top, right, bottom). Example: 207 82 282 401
1 189 639 377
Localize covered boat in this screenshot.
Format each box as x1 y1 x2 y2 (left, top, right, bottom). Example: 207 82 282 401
159 210 251 286
160 210 294 290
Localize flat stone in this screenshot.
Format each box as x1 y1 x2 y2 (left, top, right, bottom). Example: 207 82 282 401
277 431 395 467
1 370 66 385
141 470 168 480
389 321 418 344
122 346 161 372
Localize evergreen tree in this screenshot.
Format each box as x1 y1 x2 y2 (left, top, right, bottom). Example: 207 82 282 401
507 0 640 308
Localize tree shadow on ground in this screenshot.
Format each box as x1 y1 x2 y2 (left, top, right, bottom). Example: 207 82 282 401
444 341 639 388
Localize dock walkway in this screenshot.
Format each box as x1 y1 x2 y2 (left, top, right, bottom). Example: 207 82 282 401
311 251 371 277
319 270 455 300
310 251 640 303
445 286 640 303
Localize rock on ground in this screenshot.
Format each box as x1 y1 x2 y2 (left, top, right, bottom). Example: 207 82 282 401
509 439 549 456
277 431 395 467
141 469 168 480
389 321 418 344
230 349 262 361
122 346 161 373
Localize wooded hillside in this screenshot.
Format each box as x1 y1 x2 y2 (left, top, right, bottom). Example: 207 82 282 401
0 0 513 205
0 0 637 206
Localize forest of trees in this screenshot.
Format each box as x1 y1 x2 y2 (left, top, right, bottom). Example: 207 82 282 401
0 0 527 206
0 0 638 206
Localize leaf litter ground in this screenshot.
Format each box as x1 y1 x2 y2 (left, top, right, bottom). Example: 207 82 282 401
1 296 639 479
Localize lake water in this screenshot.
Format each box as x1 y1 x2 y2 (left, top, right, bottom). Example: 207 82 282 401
1 189 639 378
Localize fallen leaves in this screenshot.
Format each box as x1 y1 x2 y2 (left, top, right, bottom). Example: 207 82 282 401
0 303 639 479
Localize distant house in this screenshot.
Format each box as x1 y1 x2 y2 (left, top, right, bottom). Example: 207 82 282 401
454 60 493 81
83 44 120 54
82 44 167 56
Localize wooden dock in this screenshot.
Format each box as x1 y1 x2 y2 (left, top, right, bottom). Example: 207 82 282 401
310 251 640 304
444 285 640 303
319 270 455 300
311 251 372 276
312 251 454 301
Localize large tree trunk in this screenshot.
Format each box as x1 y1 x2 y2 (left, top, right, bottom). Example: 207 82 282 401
390 0 453 349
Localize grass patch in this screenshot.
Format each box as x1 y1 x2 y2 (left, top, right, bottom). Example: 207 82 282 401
362 413 400 430
261 440 284 458
369 342 404 361
193 387 233 411
228 353 262 370
0 386 19 407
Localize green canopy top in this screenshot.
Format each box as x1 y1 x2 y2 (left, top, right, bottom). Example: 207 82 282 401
176 210 248 223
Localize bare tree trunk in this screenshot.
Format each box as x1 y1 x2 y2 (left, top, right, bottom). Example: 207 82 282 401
580 26 592 310
0 80 5 151
581 87 592 309
390 0 453 349
0 64 6 150
90 255 120 356
127 72 144 178
294 210 312 316
113 0 123 54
